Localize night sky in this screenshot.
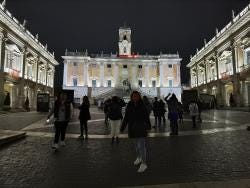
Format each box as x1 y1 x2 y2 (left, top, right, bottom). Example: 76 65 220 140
6 0 250 86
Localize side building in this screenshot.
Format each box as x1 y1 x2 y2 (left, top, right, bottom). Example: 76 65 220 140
187 3 250 107
0 4 58 110
62 27 182 103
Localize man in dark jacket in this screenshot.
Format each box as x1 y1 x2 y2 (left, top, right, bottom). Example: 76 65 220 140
152 97 159 128
121 91 151 173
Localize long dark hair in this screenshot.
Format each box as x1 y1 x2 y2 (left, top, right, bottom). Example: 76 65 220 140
130 90 142 102
82 96 90 107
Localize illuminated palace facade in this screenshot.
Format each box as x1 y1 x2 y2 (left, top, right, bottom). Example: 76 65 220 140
63 27 182 103
187 3 250 107
0 3 58 110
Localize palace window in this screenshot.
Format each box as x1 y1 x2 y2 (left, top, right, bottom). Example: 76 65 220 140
107 80 112 87
107 64 112 68
123 47 127 53
138 80 142 87
73 62 77 66
168 64 173 68
247 51 250 65
138 65 142 69
73 77 77 86
152 80 156 87
123 65 127 69
168 79 173 87
92 80 96 87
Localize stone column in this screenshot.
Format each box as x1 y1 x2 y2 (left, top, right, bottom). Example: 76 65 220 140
145 64 149 87
177 63 180 87
0 31 7 109
231 41 240 107
195 63 199 89
131 64 137 88
18 47 27 108
33 56 40 109
204 59 207 84
241 79 247 106
100 62 104 87
45 62 48 91
63 60 68 87
114 63 119 87
159 62 163 87
84 62 88 86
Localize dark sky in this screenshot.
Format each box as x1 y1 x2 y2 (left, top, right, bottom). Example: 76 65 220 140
6 0 250 86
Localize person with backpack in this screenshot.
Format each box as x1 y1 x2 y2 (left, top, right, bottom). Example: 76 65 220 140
189 100 199 128
78 96 91 139
107 96 123 143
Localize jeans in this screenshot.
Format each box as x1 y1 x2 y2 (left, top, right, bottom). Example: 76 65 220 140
134 138 147 163
80 119 88 136
54 121 68 143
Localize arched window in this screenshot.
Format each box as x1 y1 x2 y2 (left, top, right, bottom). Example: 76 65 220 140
123 47 127 53
123 35 127 40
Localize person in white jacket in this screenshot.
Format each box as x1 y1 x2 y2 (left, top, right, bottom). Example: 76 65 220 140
189 100 199 128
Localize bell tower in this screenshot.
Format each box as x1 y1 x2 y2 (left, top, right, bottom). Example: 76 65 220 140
118 26 131 56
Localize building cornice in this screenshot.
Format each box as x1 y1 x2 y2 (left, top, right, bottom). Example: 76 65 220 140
187 3 250 67
0 4 58 66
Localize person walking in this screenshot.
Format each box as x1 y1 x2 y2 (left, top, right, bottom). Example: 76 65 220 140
47 92 73 150
177 101 184 124
142 96 153 115
107 96 123 143
78 96 91 139
152 97 159 128
189 100 199 128
158 99 166 127
121 91 151 173
165 93 179 135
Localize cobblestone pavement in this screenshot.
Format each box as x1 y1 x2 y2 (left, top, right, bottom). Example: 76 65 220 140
0 131 250 187
1 108 250 187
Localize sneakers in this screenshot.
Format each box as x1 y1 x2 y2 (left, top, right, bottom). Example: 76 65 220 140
116 137 120 143
111 137 115 144
133 157 142 165
78 135 84 139
60 141 66 146
137 163 147 173
52 143 59 150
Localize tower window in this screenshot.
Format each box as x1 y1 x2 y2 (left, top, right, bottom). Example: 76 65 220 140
138 80 142 87
73 62 77 66
123 35 127 40
152 80 156 87
123 47 127 53
107 80 112 87
92 80 96 87
123 65 127 69
107 64 111 68
168 64 173 68
138 65 142 69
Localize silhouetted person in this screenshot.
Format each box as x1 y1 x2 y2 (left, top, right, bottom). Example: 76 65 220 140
78 96 91 139
189 100 199 128
47 92 73 150
165 93 179 135
121 91 151 173
4 92 10 106
142 96 153 115
24 96 30 111
158 99 166 126
104 98 111 126
152 97 159 128
229 93 234 107
177 101 184 124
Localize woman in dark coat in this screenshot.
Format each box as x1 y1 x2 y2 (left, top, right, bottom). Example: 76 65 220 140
78 96 91 139
121 91 151 173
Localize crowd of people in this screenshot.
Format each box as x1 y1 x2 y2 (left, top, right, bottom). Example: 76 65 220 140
47 91 203 173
